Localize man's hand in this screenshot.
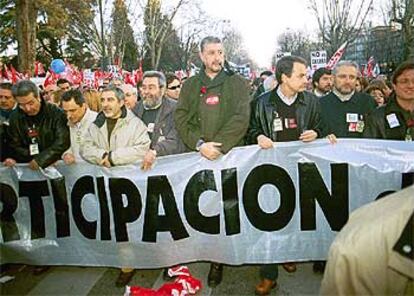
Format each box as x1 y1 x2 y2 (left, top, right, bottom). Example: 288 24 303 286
257 135 273 149
3 158 16 167
63 153 76 165
100 155 111 168
299 130 318 142
28 159 40 170
141 150 157 171
199 142 222 160
326 134 337 144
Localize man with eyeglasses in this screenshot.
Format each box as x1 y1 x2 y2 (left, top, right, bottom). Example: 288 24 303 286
120 83 139 109
165 73 181 100
320 61 376 138
364 60 414 141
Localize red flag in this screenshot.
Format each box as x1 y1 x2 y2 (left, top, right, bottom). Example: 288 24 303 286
135 60 143 83
43 71 59 87
366 56 375 78
34 61 46 77
124 72 133 86
10 65 22 84
326 42 348 70
4 65 12 81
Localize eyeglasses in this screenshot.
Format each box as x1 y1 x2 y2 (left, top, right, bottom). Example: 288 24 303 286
396 79 414 86
168 85 181 90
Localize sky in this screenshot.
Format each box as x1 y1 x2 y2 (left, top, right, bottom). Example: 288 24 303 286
200 0 319 68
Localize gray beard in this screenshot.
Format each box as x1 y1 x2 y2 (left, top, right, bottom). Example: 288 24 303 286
143 97 162 110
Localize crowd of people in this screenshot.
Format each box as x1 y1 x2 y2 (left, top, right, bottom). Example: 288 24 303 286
0 35 413 295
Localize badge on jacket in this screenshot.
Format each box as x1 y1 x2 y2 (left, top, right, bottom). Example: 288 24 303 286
273 118 283 131
386 113 400 128
30 143 39 155
205 95 220 105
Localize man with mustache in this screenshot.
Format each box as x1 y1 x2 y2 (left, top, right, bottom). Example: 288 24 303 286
113 71 186 286
80 87 150 167
320 61 376 138
175 36 250 288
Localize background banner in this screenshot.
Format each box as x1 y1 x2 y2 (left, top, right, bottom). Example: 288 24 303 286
1 139 413 268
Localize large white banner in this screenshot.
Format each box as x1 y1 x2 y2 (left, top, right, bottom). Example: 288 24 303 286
1 139 413 268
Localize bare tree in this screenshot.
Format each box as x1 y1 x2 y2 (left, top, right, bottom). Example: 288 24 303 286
389 0 414 60
15 0 38 74
143 0 187 69
309 0 374 56
276 29 319 62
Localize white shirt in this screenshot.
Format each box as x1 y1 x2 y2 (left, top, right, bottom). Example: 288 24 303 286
64 108 98 161
277 87 298 106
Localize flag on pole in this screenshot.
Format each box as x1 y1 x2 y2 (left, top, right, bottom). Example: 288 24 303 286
326 41 348 70
366 56 375 78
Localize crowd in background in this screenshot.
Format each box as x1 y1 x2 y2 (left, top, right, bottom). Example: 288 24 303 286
0 36 413 295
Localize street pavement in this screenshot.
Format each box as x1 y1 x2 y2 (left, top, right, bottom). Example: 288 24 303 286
0 262 323 295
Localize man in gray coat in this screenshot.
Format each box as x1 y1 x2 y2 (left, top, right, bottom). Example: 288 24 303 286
114 71 186 286
132 70 186 171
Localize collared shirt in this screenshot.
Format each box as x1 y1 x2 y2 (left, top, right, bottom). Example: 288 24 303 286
333 88 355 102
65 108 97 160
277 87 298 106
314 89 329 98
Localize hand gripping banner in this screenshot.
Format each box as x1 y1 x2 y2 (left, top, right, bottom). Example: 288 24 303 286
1 139 413 268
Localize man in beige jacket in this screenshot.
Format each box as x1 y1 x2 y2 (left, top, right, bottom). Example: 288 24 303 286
321 186 414 295
81 87 150 166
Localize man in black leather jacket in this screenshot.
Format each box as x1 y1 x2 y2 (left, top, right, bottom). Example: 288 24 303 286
246 56 323 146
3 80 70 170
364 60 414 141
246 55 325 295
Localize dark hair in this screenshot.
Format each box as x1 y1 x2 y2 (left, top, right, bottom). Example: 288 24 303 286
260 71 273 78
356 76 369 90
0 82 13 91
11 80 39 98
143 71 167 88
165 72 179 85
364 84 384 95
312 67 332 87
275 56 307 84
200 36 221 52
102 86 125 101
392 60 414 84
56 78 71 86
61 89 85 106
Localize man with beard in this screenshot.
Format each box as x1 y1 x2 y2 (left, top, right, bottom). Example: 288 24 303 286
175 36 250 288
132 70 185 170
364 60 414 141
114 71 186 286
80 87 150 167
312 67 333 97
320 61 376 138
